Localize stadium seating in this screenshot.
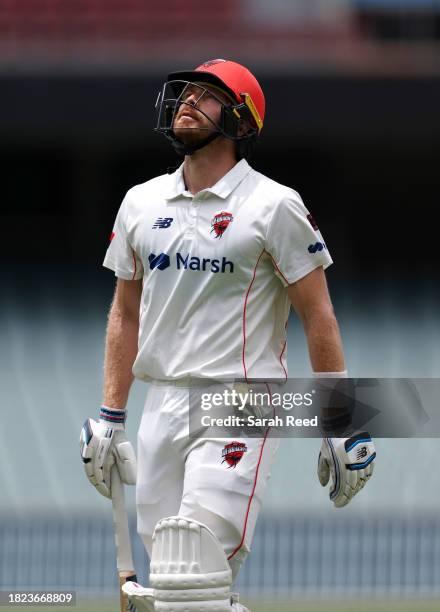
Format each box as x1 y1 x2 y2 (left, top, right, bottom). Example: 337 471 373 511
0 0 355 64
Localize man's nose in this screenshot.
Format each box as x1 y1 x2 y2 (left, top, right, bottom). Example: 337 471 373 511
183 89 202 107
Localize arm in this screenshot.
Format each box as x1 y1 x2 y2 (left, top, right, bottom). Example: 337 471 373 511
287 266 345 373
288 266 376 507
79 278 140 499
103 278 142 409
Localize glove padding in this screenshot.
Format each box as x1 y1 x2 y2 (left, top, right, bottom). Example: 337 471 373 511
79 418 137 498
318 432 376 508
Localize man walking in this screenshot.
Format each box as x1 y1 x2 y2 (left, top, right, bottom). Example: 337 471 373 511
80 59 375 611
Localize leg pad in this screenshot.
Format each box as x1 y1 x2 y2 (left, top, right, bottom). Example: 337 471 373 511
150 516 233 611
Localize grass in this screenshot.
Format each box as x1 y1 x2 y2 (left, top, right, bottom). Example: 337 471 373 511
8 599 440 612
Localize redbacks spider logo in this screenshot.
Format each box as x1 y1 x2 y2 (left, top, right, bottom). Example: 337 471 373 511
222 442 247 468
211 211 233 238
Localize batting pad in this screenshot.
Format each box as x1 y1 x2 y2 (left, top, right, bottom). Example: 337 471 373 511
150 516 233 611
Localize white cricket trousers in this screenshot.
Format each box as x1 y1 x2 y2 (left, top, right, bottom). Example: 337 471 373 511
136 381 279 579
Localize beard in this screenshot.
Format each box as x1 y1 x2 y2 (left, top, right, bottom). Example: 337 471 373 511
172 109 218 146
172 125 216 146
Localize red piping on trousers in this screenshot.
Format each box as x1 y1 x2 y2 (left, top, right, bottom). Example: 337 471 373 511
228 383 274 561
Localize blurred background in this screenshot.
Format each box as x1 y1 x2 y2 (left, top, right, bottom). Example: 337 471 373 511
1 0 440 608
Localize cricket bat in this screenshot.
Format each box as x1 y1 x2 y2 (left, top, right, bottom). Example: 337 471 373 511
111 466 137 612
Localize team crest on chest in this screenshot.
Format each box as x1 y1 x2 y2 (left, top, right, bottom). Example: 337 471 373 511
211 211 233 238
222 441 247 468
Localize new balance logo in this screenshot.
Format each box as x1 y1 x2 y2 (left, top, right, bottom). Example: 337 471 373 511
308 242 326 254
148 253 170 270
356 446 368 460
152 217 173 229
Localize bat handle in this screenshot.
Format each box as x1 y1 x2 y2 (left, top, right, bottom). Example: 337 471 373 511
111 467 136 611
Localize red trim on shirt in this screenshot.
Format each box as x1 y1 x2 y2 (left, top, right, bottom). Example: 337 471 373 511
264 250 290 285
242 250 290 382
242 250 265 382
279 317 289 381
131 249 137 280
279 341 288 381
228 383 274 562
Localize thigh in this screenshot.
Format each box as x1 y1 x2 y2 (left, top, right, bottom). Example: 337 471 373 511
136 384 184 553
178 434 279 574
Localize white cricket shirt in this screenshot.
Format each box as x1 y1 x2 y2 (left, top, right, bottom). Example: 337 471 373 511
103 159 332 381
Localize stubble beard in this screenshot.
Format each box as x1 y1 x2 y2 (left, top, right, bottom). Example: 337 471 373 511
173 110 217 146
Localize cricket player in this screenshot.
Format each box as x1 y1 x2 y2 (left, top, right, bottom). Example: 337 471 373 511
79 59 376 611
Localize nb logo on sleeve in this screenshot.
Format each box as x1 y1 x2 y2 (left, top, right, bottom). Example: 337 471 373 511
152 217 173 229
308 242 327 254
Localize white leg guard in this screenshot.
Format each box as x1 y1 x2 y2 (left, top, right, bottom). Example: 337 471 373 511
150 516 233 612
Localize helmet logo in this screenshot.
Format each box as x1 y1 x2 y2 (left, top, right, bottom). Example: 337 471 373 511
201 59 227 67
211 211 233 238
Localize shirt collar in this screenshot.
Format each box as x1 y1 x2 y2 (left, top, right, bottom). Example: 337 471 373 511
164 159 251 201
164 163 188 200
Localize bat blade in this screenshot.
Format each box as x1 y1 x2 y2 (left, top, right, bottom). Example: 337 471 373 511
111 467 136 612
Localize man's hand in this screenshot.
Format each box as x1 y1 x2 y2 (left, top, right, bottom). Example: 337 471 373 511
79 413 137 498
318 432 376 508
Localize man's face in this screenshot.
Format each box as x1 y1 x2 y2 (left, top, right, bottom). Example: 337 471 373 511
172 83 232 146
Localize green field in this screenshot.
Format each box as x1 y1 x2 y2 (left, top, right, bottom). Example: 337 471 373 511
9 600 440 612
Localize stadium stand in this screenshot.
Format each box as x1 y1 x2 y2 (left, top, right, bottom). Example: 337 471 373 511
0 0 356 70
0 0 439 74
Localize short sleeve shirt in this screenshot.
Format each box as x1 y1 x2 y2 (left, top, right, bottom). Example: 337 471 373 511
103 159 332 381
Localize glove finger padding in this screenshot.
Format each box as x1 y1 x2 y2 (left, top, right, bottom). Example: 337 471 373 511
79 418 137 498
318 433 376 508
113 436 137 485
80 418 113 498
317 450 330 487
333 465 358 508
97 439 115 498
356 468 367 491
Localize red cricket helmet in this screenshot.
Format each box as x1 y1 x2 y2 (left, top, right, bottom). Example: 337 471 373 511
167 59 265 133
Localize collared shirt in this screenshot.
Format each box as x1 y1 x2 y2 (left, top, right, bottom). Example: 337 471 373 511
103 159 332 382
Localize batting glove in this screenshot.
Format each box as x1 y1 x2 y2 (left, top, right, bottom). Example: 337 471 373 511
79 407 137 498
317 432 376 508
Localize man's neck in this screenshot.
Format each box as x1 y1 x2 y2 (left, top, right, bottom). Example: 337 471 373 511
182 140 238 196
